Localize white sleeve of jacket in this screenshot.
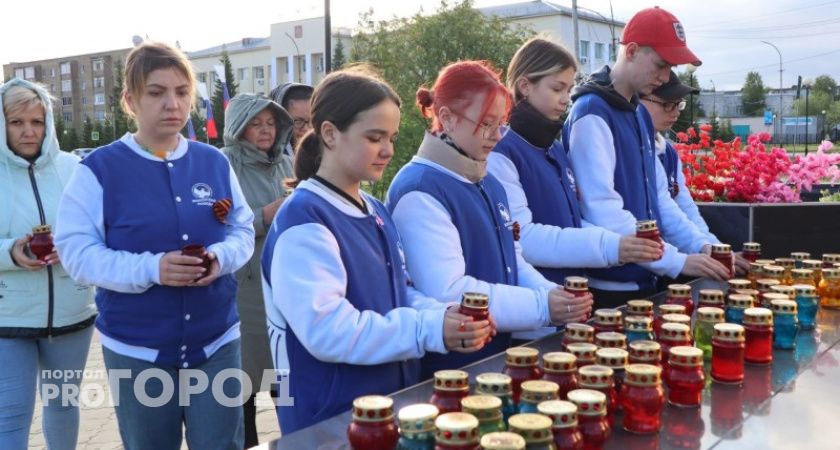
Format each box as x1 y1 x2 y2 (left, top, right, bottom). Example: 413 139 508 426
268 222 447 364
207 166 256 276
391 190 551 332
54 164 162 293
674 159 719 243
487 152 622 268
568 114 686 279
653 158 712 254
0 238 22 272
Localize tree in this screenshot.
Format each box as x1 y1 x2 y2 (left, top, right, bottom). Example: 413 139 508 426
351 0 534 198
812 75 837 98
65 128 79 151
332 38 347 71
211 51 238 146
54 113 69 151
101 117 115 144
80 116 94 148
674 70 705 132
741 71 766 117
792 91 832 118
110 59 131 139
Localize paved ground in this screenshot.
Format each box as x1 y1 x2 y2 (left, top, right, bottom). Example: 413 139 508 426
28 331 281 449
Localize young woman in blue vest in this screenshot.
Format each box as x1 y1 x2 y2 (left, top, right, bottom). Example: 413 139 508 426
261 66 494 434
487 38 664 305
54 42 255 450
387 61 592 374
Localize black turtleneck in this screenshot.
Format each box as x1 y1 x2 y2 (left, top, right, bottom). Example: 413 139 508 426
508 101 565 149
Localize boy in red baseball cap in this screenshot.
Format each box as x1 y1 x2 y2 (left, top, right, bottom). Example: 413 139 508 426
562 6 728 306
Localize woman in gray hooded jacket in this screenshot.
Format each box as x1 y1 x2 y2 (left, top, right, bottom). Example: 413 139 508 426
221 93 294 446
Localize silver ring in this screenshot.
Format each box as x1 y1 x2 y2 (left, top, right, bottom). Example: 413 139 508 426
567 304 572 313
461 338 466 348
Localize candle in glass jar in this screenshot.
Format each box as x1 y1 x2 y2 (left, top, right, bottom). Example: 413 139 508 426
743 307 773 365
659 322 692 381
543 352 579 399
566 343 597 368
503 348 542 405
461 395 506 437
430 370 470 414
628 340 661 367
747 263 765 287
29 225 54 261
711 244 734 277
666 284 694 316
562 323 594 350
594 332 626 350
774 259 795 285
475 373 517 423
479 432 526 450
756 279 782 306
593 309 623 333
697 289 725 310
791 269 815 287
822 253 840 269
665 346 705 407
661 313 691 329
566 389 610 450
802 260 823 286
578 365 617 415
620 364 665 434
742 242 761 262
770 299 798 350
654 304 685 339
725 294 754 325
397 403 438 450
635 220 661 245
727 279 752 298
819 268 840 309
508 414 554 450
538 400 583 450
792 284 818 330
435 412 480 450
711 323 746 384
790 252 810 268
518 380 559 414
348 395 400 450
625 299 654 319
596 348 628 397
694 307 724 360
459 292 490 322
762 266 785 285
565 276 590 298
623 316 654 344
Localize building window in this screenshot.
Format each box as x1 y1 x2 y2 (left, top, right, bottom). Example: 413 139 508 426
95 94 106 105
94 77 104 89
253 66 264 80
60 62 71 75
95 110 106 121
92 58 104 72
294 25 303 38
237 68 249 81
49 84 55 93
579 40 590 61
197 72 206 83
50 68 56 77
24 66 35 79
80 64 86 74
62 97 72 106
82 97 87 105
62 80 72 92
80 80 87 91
301 58 306 72
609 44 617 62
63 112 73 122
595 43 605 60
15 68 24 79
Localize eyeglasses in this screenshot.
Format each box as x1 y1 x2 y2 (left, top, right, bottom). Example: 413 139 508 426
643 98 686 113
453 113 503 140
292 118 311 130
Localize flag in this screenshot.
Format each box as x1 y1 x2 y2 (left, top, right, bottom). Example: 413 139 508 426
214 65 231 109
205 98 218 139
186 117 197 141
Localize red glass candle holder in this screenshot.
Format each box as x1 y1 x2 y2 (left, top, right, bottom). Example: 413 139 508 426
567 389 610 450
726 279 752 298
593 309 623 334
578 365 617 415
756 278 781 306
347 395 399 450
665 346 705 407
538 400 583 450
543 352 579 399
430 370 470 414
563 323 595 350
654 304 685 339
620 364 664 434
626 299 654 319
712 244 734 278
29 225 54 261
711 323 745 384
636 220 662 249
742 242 761 263
697 289 725 311
181 243 212 276
666 284 694 316
743 307 773 365
459 292 490 321
594 332 626 350
659 322 692 381
565 276 590 298
435 412 480 450
503 348 542 404
628 340 661 367
566 343 597 369
595 348 629 395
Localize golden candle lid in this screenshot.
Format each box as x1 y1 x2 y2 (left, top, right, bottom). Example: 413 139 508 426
802 259 823 270
762 265 785 277
435 412 479 445
636 220 658 232
564 276 589 291
770 299 798 315
668 346 704 367
624 364 662 387
823 268 840 280
594 331 627 349
564 323 594 342
578 364 614 388
754 259 775 266
713 323 745 342
461 292 489 309
479 432 526 450
537 400 578 429
658 304 687 315
698 289 725 305
566 389 607 416
475 373 512 397
712 243 732 254
823 254 840 264
727 279 752 290
770 285 795 297
352 395 394 422
398 403 438 434
791 269 814 280
697 306 725 322
763 292 792 305
543 352 577 373
505 347 539 367
520 380 559 404
668 284 692 297
774 258 795 269
749 262 765 274
32 224 52 234
791 252 811 261
792 284 817 296
660 322 691 341
624 315 653 332
727 294 755 309
757 278 782 290
743 307 773 326
566 342 598 361
662 313 691 327
595 347 628 369
743 242 761 252
461 395 502 422
626 299 654 316
507 414 553 444
628 340 661 361
734 288 760 298
434 370 469 391
594 308 622 325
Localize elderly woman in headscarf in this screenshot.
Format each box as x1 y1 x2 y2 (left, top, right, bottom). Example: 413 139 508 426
221 93 294 447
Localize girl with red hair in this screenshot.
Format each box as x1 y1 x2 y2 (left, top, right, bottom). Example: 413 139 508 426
387 60 593 378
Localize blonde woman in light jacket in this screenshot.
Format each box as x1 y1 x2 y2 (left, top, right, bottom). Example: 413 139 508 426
0 78 96 450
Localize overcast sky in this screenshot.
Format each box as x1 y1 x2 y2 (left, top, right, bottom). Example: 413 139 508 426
1 0 836 91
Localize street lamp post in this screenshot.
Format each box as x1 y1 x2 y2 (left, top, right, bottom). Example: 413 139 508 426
686 65 697 128
761 41 784 146
284 32 301 83
804 79 812 154
710 79 716 117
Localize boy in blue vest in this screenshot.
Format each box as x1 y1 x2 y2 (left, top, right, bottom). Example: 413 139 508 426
641 71 750 274
564 7 731 306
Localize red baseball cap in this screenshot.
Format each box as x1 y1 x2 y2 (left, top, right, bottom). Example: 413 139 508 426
621 6 702 66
